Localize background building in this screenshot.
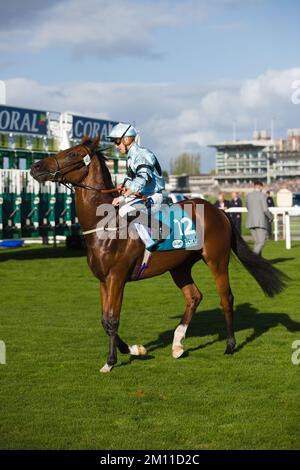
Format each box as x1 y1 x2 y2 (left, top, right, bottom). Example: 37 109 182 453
165 174 218 195
210 129 300 185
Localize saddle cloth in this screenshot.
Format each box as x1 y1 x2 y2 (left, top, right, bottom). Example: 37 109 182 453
146 203 200 252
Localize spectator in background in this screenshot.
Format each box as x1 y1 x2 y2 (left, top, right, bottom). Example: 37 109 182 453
266 190 275 207
230 191 242 234
214 192 230 211
246 181 273 256
266 190 275 239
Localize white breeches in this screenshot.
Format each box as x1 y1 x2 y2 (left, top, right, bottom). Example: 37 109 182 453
118 193 163 249
118 193 163 218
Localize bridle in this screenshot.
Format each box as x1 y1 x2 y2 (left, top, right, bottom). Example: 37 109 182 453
48 145 118 194
41 141 148 237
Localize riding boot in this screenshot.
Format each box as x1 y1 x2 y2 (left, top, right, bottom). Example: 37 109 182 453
134 219 171 249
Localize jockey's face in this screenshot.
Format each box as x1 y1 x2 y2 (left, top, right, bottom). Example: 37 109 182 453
115 137 135 155
115 140 127 155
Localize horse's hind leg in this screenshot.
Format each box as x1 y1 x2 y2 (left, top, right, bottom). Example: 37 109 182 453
116 335 147 358
170 261 203 358
206 259 235 354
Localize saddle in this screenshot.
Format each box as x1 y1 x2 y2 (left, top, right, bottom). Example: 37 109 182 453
103 201 201 252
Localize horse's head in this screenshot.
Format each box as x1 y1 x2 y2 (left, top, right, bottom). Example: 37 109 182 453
30 136 100 185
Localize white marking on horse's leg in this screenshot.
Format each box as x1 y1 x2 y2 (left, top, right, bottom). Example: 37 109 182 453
172 324 188 359
129 344 147 356
100 363 113 373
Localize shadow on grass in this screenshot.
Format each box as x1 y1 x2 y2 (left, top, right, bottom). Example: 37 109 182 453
118 354 156 368
145 302 300 355
0 246 86 262
269 257 295 265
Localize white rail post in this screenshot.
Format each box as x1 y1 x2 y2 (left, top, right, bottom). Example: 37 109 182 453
285 211 291 250
282 212 286 240
274 212 278 242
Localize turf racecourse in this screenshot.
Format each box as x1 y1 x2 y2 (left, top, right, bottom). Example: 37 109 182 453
0 241 300 450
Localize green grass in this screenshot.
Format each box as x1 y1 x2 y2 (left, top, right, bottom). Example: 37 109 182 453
0 241 300 450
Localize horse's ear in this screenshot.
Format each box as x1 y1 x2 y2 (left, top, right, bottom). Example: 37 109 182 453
82 135 90 143
93 135 100 146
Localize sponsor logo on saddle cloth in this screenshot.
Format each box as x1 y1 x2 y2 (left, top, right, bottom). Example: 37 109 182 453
148 203 203 252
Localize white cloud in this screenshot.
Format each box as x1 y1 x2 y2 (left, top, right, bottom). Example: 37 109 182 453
0 0 240 59
0 0 200 58
4 67 300 172
240 68 300 108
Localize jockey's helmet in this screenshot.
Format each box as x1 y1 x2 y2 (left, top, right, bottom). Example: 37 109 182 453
108 123 137 141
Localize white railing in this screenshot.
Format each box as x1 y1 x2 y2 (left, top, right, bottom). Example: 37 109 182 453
226 206 300 249
0 169 70 195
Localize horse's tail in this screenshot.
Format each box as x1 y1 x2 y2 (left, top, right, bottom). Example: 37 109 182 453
228 216 289 297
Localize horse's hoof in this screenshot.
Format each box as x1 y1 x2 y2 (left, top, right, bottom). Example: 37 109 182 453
100 363 113 373
224 338 236 355
224 346 234 355
129 344 147 356
172 346 185 359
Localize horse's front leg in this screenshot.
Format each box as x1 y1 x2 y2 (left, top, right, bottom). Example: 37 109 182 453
99 277 147 373
99 277 125 373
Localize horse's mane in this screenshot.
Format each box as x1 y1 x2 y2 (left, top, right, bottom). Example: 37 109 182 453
95 150 114 190
81 138 115 190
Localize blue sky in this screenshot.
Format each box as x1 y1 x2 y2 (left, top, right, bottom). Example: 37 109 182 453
0 0 299 171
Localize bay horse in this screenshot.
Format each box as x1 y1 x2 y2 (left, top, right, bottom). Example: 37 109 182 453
30 137 287 373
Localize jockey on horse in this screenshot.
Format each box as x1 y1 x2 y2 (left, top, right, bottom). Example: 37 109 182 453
108 122 166 249
30 135 288 374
